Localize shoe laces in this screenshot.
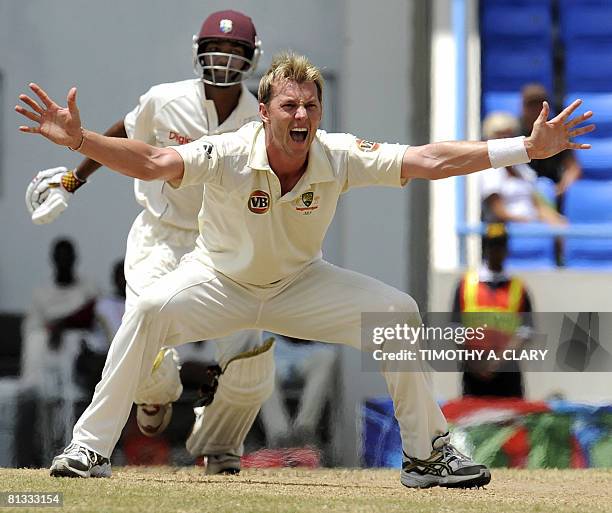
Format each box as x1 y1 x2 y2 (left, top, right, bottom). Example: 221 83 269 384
63 443 83 457
440 442 471 462
64 443 99 465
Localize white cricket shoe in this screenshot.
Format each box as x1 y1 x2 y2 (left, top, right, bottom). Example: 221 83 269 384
136 403 172 437
50 443 112 478
401 433 491 489
204 453 241 475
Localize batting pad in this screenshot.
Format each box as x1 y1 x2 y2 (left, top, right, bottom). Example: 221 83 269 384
134 347 183 405
185 336 275 456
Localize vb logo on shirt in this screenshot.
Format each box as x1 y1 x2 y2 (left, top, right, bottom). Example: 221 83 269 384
248 190 271 214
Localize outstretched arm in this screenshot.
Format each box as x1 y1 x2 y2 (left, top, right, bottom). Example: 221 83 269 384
75 119 128 180
401 100 595 181
16 83 183 183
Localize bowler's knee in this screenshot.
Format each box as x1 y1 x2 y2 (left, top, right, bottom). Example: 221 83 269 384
388 293 419 314
134 289 170 320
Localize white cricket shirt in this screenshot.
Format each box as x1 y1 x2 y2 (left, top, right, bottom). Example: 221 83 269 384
124 79 260 230
173 122 408 285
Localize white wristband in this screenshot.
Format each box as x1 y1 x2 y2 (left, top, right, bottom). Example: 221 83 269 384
487 136 530 168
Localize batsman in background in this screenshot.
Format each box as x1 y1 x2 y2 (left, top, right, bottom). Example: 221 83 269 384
24 10 274 476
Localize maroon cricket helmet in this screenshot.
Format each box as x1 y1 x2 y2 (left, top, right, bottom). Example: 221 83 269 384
197 10 257 49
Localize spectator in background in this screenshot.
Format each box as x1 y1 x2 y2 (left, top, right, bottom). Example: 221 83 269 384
521 83 582 201
21 238 98 389
94 260 126 343
75 259 126 399
19 238 99 465
452 224 533 398
480 111 568 227
259 336 336 449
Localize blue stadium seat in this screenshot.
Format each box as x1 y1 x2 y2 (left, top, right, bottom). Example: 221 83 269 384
565 180 612 268
573 138 612 180
481 1 552 42
506 234 556 269
482 43 553 93
481 0 551 9
502 222 556 269
565 42 612 92
565 93 612 138
482 92 521 118
559 0 612 43
482 0 550 3
565 180 612 223
565 237 612 268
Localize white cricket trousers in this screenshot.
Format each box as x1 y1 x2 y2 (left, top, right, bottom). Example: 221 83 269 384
95 210 272 455
73 256 448 460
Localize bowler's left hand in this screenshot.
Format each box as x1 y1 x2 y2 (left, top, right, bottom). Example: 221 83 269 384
16 83 83 149
525 99 595 160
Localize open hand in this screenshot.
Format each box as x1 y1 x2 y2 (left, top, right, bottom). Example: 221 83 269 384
525 99 595 160
15 83 83 149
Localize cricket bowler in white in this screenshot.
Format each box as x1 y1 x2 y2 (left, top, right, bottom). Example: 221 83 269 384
23 10 274 476
17 52 595 488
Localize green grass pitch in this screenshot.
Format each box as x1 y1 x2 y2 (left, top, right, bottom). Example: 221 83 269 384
1 467 611 513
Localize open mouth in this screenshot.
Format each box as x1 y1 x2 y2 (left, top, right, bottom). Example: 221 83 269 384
290 127 308 143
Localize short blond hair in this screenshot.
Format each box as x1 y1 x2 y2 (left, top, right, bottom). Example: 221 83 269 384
258 51 324 105
482 111 520 139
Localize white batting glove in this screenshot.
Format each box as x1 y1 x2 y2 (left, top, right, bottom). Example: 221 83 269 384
25 167 86 225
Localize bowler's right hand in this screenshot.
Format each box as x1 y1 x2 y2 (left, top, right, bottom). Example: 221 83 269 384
16 83 83 149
